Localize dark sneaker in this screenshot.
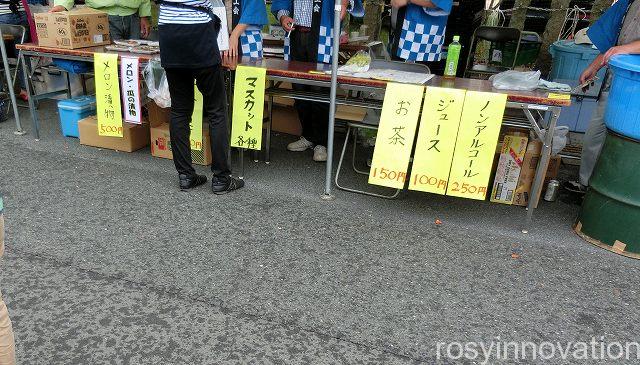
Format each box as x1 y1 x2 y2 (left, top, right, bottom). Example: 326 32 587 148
179 174 207 191
212 175 245 194
562 180 587 195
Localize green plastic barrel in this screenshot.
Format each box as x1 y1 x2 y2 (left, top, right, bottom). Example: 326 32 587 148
576 131 640 259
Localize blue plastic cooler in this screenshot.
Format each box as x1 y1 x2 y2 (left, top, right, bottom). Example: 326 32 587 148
57 96 97 138
605 55 640 140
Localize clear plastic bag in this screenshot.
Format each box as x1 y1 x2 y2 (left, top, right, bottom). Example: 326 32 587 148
339 50 372 73
490 70 541 91
540 126 569 156
143 59 171 108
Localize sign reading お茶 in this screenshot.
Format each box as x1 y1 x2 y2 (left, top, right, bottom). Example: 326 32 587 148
120 56 141 124
446 91 507 200
95 53 123 137
231 66 266 150
368 83 424 189
409 87 466 194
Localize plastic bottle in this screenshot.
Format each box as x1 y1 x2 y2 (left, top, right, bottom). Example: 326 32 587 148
444 35 461 78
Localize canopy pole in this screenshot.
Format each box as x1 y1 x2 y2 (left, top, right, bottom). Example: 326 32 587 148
0 27 23 135
322 0 342 200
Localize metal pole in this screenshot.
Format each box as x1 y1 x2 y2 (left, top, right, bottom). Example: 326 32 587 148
322 0 342 200
522 105 559 233
0 28 23 134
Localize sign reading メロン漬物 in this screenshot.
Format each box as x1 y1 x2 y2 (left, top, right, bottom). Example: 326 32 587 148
368 82 424 189
409 87 466 194
95 53 123 137
446 91 507 200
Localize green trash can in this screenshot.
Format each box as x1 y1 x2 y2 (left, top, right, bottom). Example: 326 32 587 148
575 131 640 259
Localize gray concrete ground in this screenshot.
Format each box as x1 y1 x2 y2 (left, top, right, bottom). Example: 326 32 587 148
1 102 639 364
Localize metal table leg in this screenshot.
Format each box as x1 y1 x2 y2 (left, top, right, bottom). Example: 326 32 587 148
522 105 561 233
20 53 39 139
0 28 23 135
265 82 273 165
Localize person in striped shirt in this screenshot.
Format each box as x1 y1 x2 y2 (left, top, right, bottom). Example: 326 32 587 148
158 0 245 193
0 196 16 365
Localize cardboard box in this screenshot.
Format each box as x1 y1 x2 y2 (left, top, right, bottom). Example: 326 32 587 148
271 105 301 136
146 102 170 127
150 122 212 166
512 140 562 207
491 135 528 204
78 116 150 152
35 8 110 49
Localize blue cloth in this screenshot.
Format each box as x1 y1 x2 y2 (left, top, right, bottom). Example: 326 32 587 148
396 0 451 62
240 28 263 57
239 0 269 26
272 0 338 63
587 0 631 53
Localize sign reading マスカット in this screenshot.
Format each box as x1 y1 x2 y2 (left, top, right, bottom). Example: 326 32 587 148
368 83 424 189
94 53 123 137
120 57 141 124
231 66 266 151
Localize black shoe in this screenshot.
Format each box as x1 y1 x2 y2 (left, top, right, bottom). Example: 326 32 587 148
562 180 587 195
212 175 245 194
179 174 207 191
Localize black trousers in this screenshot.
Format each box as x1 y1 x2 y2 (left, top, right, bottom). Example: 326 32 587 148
289 31 330 146
165 66 231 178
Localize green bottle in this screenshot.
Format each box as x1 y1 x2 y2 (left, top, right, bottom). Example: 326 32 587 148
444 35 461 78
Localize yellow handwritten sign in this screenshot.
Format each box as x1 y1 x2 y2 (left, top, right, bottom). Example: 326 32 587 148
231 66 266 150
547 92 571 100
95 53 123 137
190 85 203 150
409 87 466 194
446 91 507 200
368 83 424 189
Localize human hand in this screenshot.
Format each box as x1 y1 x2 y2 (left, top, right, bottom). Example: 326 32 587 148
391 0 409 8
280 16 295 32
49 5 66 12
224 32 240 58
140 17 151 39
579 66 597 85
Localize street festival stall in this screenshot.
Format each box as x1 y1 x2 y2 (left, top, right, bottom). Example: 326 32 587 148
14 5 572 234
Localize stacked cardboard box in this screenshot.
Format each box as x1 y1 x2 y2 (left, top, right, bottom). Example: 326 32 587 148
78 116 149 152
35 8 110 49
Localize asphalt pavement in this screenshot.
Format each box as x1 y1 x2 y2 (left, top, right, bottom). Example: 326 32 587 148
0 102 639 364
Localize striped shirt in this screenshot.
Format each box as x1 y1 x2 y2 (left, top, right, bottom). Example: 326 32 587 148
277 0 313 28
0 2 25 16
158 0 213 25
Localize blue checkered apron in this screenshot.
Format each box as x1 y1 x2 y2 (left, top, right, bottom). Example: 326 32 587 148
283 35 290 61
317 25 333 63
240 29 263 58
397 19 446 62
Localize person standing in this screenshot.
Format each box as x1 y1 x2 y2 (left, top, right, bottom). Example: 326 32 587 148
50 0 152 40
563 0 640 194
0 196 16 365
158 0 244 193
389 0 452 68
272 0 355 162
224 0 269 58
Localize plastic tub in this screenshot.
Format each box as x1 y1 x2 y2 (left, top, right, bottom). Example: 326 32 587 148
604 55 640 140
57 96 97 138
549 40 606 81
